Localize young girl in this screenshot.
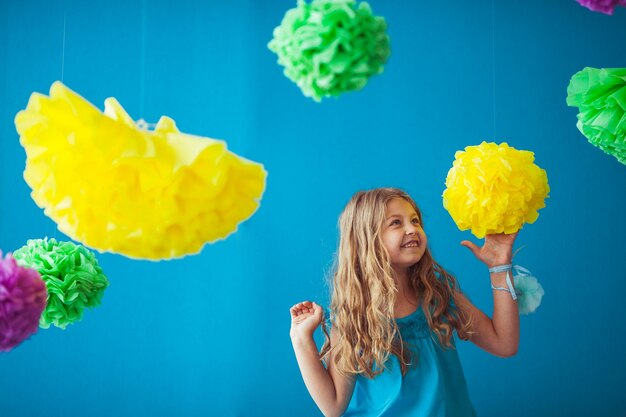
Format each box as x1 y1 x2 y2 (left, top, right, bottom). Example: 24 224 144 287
290 188 520 417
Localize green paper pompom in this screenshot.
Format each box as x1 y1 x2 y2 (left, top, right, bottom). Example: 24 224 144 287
566 67 626 165
268 0 391 101
13 238 109 329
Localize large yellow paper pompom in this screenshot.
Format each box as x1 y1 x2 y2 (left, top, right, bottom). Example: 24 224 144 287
442 142 549 238
15 82 267 260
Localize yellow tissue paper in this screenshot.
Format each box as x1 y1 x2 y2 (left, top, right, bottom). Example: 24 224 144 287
442 142 549 238
15 82 267 260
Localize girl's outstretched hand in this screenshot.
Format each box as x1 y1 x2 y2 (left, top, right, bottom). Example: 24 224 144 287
461 232 518 268
290 301 324 339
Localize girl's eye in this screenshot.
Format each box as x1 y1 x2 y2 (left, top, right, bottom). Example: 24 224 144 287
412 218 420 225
390 219 401 226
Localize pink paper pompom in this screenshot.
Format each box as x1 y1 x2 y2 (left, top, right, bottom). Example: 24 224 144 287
576 0 626 14
0 253 47 352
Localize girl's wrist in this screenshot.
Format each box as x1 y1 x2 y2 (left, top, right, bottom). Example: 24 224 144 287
290 327 315 342
290 330 318 353
487 257 512 269
488 263 514 288
488 263 518 300
490 272 511 288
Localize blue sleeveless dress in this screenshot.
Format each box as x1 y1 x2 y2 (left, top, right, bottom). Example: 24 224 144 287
342 307 477 417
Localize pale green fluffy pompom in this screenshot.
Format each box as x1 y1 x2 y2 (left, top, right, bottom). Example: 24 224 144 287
514 273 545 315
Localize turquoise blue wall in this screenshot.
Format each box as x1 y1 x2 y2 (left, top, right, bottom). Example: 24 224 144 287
1 1 625 416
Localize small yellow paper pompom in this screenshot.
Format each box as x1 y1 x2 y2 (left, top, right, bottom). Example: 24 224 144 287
442 142 549 238
15 82 267 260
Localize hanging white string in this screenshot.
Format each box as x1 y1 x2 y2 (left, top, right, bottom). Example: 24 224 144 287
491 0 496 139
136 120 157 130
61 8 67 82
54 8 68 241
139 0 147 119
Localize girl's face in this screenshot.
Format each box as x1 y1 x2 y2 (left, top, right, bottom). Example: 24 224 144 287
381 198 428 272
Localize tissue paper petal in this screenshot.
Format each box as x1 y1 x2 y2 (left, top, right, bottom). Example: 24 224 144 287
576 0 626 14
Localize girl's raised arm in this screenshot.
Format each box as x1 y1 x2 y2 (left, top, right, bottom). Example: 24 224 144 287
457 233 520 357
290 301 355 417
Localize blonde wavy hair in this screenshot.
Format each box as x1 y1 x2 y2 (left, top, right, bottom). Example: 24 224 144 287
320 188 473 378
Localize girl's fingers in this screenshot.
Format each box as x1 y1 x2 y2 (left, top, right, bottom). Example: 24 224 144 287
291 301 316 317
291 301 313 310
460 240 480 257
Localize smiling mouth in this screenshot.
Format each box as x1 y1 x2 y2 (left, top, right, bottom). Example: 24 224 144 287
401 239 420 248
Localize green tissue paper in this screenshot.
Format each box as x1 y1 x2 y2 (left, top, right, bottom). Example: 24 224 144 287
268 0 391 101
567 67 626 165
13 238 109 329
